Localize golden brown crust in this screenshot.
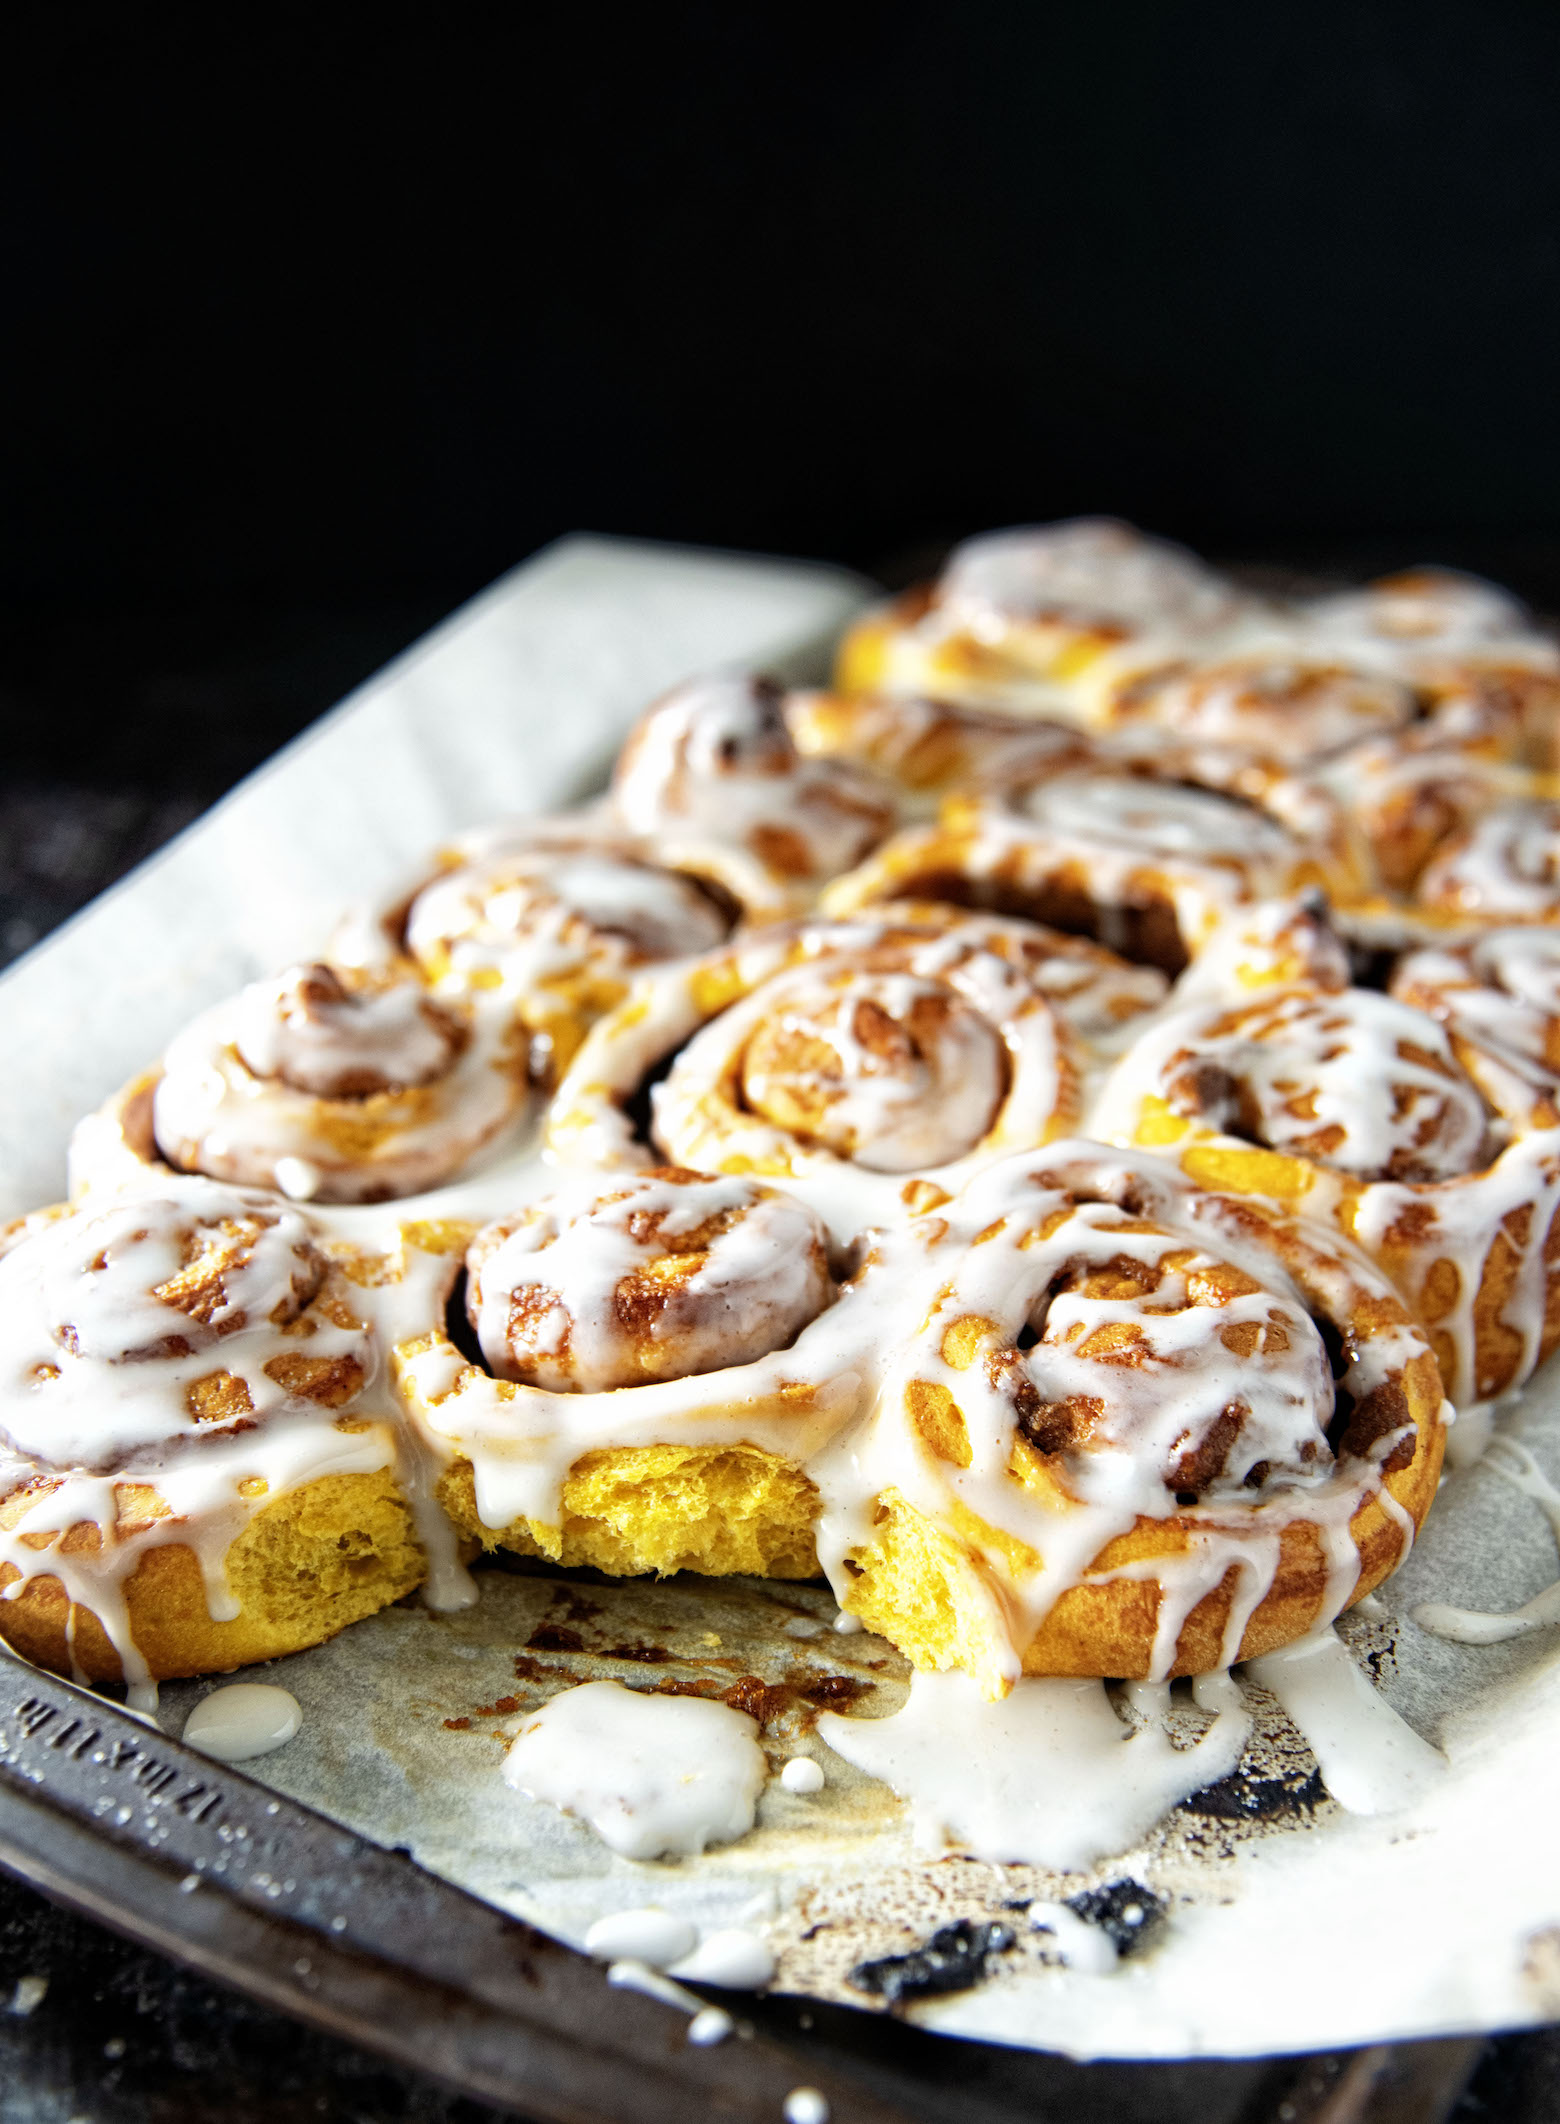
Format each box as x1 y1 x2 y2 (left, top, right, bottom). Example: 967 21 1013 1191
0 1469 425 1684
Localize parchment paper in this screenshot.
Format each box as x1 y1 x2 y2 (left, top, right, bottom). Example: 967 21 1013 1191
7 536 1560 2061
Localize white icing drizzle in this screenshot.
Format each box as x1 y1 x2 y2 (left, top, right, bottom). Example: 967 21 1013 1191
0 1178 400 1699
1245 1628 1445 1814
1029 1900 1121 1974
1418 801 1560 919
182 1683 302 1763
466 1168 833 1392
1303 568 1536 654
781 2090 830 2124
1093 984 1491 1184
1109 656 1414 764
403 828 730 1008
1346 1128 1560 1404
808 1145 1431 1688
668 1929 777 1989
612 673 892 902
817 1668 1251 1870
939 521 1247 641
687 2006 736 2046
548 911 1088 1236
1416 1437 1560 1644
501 1680 767 1860
1393 929 1560 1123
582 1907 697 1967
235 964 455 1095
151 965 528 1203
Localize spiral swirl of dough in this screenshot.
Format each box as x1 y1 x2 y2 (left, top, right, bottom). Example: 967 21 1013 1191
1416 800 1560 920
1103 655 1416 765
611 675 894 911
0 1179 372 1472
402 823 733 1072
548 907 1154 1195
148 963 527 1204
821 764 1351 976
465 1167 835 1392
826 1144 1444 1688
1094 983 1491 1185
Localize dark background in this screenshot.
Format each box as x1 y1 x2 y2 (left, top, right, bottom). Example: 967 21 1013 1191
6 2 1560 813
5 9 1560 2114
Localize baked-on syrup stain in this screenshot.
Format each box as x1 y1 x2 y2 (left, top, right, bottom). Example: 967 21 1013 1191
848 1920 1016 2005
1064 1878 1166 1957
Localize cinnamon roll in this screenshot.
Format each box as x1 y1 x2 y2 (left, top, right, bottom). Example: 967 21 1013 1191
396 820 735 1075
784 689 1099 804
822 1146 1445 1693
1302 567 1540 657
1416 799 1560 921
546 906 1164 1217
835 520 1262 719
1391 929 1560 1125
610 675 895 909
395 1167 853 1579
821 763 1355 976
0 1179 423 1693
1097 654 1417 765
72 962 530 1207
1318 731 1539 894
1093 978 1560 1403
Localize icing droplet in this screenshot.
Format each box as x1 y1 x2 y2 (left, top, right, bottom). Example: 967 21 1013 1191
668 1927 776 1990
832 1612 864 1636
502 1681 766 1860
274 1156 322 1201
582 1908 698 1968
780 1757 825 1795
782 2091 830 2124
818 1669 1251 1872
686 2006 735 2047
182 1684 302 1763
1246 1628 1444 1814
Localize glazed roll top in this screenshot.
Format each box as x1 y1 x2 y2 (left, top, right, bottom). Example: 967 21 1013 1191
1095 984 1494 1184
936 519 1250 646
0 1182 371 1472
1416 801 1560 919
150 961 527 1203
829 1146 1444 1691
465 1167 835 1391
0 1176 424 1689
1103 656 1416 764
401 824 735 1074
611 674 894 903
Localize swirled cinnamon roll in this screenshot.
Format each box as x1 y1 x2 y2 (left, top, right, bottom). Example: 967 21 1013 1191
835 520 1263 719
1416 800 1560 921
1094 978 1560 1403
1391 929 1560 1124
394 1168 853 1580
784 689 1100 804
71 962 529 1207
1302 567 1540 657
1099 654 1416 764
821 762 1357 976
546 906 1164 1222
1317 731 1539 894
0 1178 423 1693
397 821 735 1075
822 1146 1445 1693
610 675 895 908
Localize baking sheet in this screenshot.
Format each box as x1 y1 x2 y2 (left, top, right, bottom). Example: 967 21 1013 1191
5 535 1560 2063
